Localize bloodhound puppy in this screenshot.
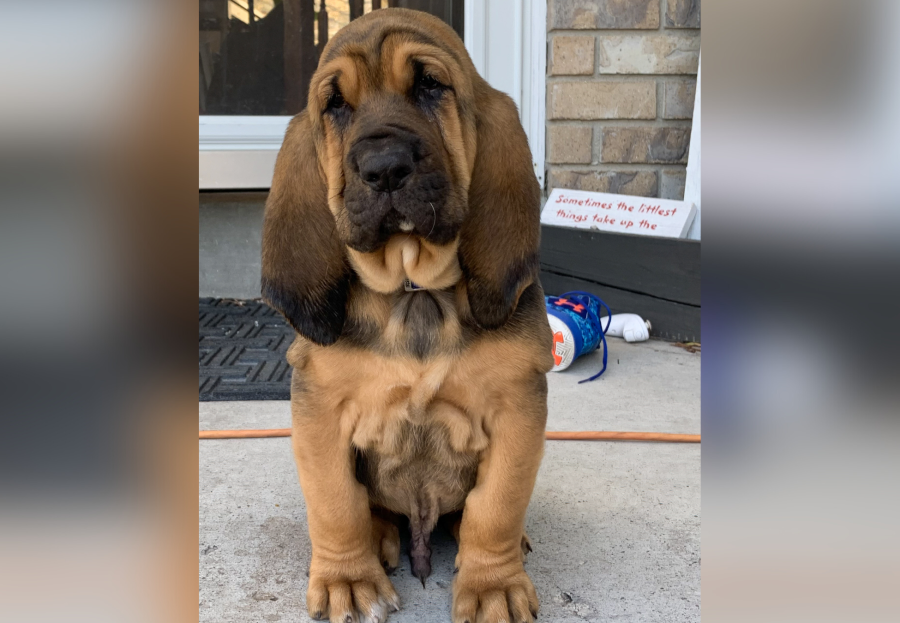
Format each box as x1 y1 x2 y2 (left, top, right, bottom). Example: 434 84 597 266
261 8 552 623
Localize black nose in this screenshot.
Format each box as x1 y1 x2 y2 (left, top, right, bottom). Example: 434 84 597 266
357 143 414 193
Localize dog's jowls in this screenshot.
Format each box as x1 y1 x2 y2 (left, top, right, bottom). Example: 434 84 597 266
261 8 552 623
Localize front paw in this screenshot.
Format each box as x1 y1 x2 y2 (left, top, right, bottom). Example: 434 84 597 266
452 559 539 623
307 553 400 623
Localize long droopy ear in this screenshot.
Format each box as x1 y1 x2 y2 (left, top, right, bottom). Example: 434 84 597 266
458 87 542 329
261 111 350 345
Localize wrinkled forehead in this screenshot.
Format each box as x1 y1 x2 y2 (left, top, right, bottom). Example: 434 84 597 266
309 23 471 110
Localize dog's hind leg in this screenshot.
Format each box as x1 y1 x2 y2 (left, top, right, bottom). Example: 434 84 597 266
520 531 533 561
371 510 401 574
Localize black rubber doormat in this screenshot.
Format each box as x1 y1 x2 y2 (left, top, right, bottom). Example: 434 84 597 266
199 298 295 401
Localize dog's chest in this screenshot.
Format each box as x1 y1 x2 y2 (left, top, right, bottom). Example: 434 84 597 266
394 289 457 358
347 358 487 513
291 286 532 523
344 287 467 359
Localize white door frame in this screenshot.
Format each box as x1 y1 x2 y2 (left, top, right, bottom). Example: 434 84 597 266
198 0 547 190
198 116 291 189
464 0 546 188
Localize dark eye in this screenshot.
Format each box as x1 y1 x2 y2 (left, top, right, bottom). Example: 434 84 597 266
419 73 443 92
326 90 346 112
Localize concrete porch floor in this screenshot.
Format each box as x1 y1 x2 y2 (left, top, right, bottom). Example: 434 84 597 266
200 339 700 622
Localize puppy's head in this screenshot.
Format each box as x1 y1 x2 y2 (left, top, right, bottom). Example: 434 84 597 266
262 9 541 345
311 14 474 253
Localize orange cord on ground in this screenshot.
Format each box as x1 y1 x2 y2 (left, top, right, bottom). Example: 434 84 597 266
200 428 292 439
544 431 699 442
199 428 699 442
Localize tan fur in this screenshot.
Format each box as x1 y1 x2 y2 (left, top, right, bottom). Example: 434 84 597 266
346 235 462 293
262 8 551 623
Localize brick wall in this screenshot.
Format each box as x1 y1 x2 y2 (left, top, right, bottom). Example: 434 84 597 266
546 0 700 200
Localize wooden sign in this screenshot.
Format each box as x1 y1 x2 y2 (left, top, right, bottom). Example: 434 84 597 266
541 189 697 239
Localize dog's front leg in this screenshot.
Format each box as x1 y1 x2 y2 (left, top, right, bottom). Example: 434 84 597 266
292 394 399 623
452 373 547 623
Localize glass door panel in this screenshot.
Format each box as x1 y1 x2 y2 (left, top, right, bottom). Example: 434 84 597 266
199 0 464 116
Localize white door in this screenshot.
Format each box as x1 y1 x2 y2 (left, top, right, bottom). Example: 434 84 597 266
198 0 545 189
